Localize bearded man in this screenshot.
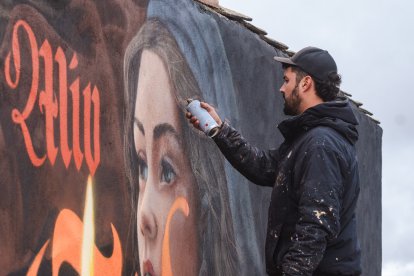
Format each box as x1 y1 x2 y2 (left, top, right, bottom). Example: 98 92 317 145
187 46 362 276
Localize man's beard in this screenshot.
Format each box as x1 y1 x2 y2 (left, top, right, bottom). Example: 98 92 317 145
283 85 301 116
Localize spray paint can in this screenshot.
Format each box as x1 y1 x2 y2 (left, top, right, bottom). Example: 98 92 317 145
186 99 220 137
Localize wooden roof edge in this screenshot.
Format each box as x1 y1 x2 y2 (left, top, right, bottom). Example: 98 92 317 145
341 91 380 124
195 1 380 125
196 1 292 54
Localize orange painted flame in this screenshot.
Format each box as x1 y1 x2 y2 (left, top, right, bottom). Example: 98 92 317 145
27 177 122 275
27 240 49 276
161 197 190 276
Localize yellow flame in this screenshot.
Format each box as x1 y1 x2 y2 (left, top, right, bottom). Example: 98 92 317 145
27 175 123 275
81 176 95 276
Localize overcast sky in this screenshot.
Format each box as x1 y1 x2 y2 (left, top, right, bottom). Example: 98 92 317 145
219 0 414 275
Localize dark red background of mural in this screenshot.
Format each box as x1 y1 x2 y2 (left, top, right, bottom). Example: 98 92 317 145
0 1 147 274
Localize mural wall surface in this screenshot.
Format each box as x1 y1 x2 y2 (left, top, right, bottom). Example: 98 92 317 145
0 0 382 275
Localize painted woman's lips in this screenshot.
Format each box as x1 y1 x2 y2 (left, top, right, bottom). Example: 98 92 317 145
143 260 155 276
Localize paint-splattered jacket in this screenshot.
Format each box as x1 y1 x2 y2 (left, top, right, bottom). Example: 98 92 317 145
213 99 362 276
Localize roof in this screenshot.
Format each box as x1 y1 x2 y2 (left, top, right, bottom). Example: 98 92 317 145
194 0 380 124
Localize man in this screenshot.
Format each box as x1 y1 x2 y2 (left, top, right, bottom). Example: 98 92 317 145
187 46 361 275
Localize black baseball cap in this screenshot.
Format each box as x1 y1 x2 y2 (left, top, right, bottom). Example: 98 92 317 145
273 46 337 82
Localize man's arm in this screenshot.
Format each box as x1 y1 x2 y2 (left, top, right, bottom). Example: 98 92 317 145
186 102 278 187
282 145 344 275
213 121 279 187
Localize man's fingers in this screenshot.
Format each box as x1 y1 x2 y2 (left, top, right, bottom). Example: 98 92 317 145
200 101 213 111
187 101 220 132
199 101 222 126
189 116 198 124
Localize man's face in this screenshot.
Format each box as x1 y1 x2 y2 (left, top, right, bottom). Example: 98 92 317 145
280 67 302 116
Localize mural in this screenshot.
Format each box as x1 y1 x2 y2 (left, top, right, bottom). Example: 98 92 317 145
0 0 381 275
124 11 240 276
0 1 146 274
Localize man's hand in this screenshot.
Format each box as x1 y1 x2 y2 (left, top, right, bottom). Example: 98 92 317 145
186 101 223 131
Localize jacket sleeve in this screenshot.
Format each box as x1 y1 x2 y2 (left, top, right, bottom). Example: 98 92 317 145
281 145 344 275
212 121 279 187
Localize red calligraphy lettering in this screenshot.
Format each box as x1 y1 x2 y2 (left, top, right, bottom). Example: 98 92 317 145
69 78 83 171
3 20 101 175
6 20 46 166
55 47 71 168
39 40 58 165
83 84 100 176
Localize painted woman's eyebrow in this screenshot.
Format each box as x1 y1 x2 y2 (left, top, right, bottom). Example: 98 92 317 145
134 118 145 136
134 118 180 143
153 123 179 142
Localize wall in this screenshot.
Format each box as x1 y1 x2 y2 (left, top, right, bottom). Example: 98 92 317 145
0 0 381 275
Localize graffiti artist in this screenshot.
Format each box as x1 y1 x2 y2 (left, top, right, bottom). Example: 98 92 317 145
187 47 361 276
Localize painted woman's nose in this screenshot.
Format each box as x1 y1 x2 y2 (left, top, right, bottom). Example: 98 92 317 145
140 210 157 239
139 182 157 240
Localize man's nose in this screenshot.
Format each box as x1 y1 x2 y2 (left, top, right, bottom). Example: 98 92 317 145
279 83 285 94
139 178 157 240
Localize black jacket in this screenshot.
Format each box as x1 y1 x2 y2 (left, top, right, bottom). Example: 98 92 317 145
213 99 361 276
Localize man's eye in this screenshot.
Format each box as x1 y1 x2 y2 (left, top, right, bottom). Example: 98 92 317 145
160 159 176 184
137 156 148 182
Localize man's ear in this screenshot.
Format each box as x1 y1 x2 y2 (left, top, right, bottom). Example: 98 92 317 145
301 75 313 91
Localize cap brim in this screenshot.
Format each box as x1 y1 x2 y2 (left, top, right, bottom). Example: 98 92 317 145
273 56 296 66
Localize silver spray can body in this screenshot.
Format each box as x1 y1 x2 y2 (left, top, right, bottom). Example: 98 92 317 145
186 99 220 137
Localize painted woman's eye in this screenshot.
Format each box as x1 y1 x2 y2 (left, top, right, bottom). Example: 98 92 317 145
160 159 176 184
137 156 148 182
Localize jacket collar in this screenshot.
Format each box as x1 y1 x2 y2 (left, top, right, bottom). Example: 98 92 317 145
277 98 359 144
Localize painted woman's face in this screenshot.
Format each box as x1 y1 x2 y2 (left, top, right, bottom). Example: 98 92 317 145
134 50 198 276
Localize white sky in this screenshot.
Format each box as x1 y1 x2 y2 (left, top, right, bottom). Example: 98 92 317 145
219 0 414 275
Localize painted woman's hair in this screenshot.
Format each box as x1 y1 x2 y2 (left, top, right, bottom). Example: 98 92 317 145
124 19 238 275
